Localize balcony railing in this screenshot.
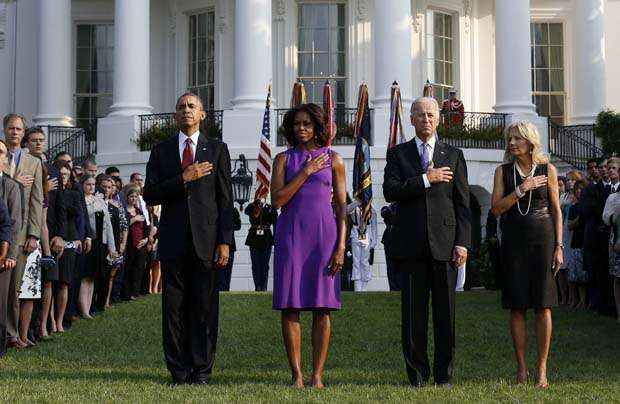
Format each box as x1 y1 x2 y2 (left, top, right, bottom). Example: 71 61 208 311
549 121 603 170
137 110 223 151
275 108 371 147
46 126 96 165
438 111 507 150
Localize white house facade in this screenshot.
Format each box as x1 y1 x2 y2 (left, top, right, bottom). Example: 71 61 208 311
0 0 617 290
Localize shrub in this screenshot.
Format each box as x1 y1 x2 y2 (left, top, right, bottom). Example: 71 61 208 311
594 110 620 155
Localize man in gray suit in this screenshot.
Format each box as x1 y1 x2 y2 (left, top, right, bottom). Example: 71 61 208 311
0 139 22 356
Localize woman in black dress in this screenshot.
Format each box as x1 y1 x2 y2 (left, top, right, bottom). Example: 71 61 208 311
491 121 563 389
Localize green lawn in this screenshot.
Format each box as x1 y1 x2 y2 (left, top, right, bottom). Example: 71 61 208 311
0 291 618 402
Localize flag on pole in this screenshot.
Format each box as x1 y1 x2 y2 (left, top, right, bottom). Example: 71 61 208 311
352 83 373 238
388 81 406 149
290 81 307 108
255 85 272 200
423 79 434 98
323 81 336 146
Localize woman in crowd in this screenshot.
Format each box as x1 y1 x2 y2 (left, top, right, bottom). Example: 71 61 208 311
79 175 116 318
147 205 160 294
566 180 590 309
270 103 346 388
123 184 150 301
97 174 127 309
491 121 562 388
53 161 81 333
602 165 620 322
557 176 571 305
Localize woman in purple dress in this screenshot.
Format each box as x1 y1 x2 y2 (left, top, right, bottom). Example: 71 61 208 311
271 103 347 388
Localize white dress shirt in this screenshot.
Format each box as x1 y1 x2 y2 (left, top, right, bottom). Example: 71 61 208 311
178 130 200 163
414 134 437 189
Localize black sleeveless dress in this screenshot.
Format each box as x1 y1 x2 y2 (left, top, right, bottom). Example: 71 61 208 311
500 163 558 309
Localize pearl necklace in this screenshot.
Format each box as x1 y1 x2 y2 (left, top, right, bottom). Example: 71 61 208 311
513 162 536 216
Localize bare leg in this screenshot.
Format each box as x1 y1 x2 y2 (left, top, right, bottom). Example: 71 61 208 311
106 269 117 308
510 309 528 384
150 261 161 294
78 278 93 319
39 281 53 338
281 310 303 388
311 311 332 389
50 300 57 333
55 285 68 332
614 278 620 323
19 300 34 344
534 308 553 388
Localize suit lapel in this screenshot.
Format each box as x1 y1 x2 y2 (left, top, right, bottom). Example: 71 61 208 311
195 133 213 164
432 141 449 168
170 135 182 171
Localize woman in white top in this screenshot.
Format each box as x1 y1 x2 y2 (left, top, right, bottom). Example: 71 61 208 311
78 174 117 318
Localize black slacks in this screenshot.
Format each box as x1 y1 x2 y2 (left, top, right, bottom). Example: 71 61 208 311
217 251 235 291
399 257 457 385
386 255 401 291
161 247 219 383
0 269 10 355
250 247 271 291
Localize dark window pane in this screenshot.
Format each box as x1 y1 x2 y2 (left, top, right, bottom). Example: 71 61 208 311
549 23 563 45
106 25 114 46
336 79 345 103
549 70 564 92
198 13 207 37
94 25 106 47
435 37 444 61
549 46 563 69
77 25 91 47
76 71 91 93
189 62 195 86
313 29 328 52
338 28 346 52
535 69 549 92
299 53 312 75
94 48 106 71
190 39 196 63
550 94 564 116
434 12 443 36
445 63 453 86
445 38 452 62
531 69 535 91
534 95 550 116
208 37 215 58
444 14 452 37
533 23 548 45
197 62 206 85
534 46 549 68
91 71 100 93
197 38 206 61
314 53 328 76
435 61 444 84
338 4 346 27
76 97 90 119
77 47 90 70
208 12 215 35
329 4 338 27
189 15 196 38
299 29 312 51
330 53 346 76
208 62 214 84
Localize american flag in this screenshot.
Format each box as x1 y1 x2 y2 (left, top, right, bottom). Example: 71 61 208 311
255 85 272 200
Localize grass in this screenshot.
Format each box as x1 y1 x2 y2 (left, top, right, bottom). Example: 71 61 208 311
0 291 618 402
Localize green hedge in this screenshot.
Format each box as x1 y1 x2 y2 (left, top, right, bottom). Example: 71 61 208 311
437 124 504 142
133 119 222 151
595 110 620 155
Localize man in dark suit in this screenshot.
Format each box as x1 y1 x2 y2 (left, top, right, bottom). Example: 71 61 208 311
383 97 471 387
144 92 233 385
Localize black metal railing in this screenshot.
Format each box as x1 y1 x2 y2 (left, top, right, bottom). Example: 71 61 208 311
137 110 223 151
46 126 96 165
549 121 603 170
439 112 507 150
275 108 371 146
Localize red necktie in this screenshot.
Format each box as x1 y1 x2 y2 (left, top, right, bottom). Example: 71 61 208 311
182 138 194 170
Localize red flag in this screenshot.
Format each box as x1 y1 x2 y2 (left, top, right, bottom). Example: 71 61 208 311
388 81 406 149
323 81 336 146
255 85 272 200
290 81 307 108
423 79 434 98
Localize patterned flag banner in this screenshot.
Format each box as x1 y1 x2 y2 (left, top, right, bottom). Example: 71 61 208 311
255 85 272 200
323 81 336 146
423 79 434 98
352 83 373 237
290 81 307 108
388 81 406 149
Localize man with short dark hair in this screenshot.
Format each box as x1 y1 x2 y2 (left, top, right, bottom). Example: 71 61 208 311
586 158 600 183
105 166 121 178
54 152 73 169
82 158 97 177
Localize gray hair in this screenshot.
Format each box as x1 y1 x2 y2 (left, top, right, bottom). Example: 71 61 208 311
410 97 440 116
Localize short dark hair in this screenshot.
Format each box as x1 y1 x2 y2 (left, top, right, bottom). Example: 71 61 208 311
80 173 96 185
83 158 97 168
175 92 203 110
3 113 27 129
281 103 328 148
105 166 120 175
23 126 45 148
96 173 113 185
54 151 71 162
130 172 143 181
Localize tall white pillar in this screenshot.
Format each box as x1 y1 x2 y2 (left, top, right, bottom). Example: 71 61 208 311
373 0 414 146
108 0 152 116
572 0 605 124
231 0 272 109
33 0 73 126
494 0 536 116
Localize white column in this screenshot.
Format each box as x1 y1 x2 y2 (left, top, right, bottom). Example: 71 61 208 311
108 0 152 116
572 0 605 124
493 0 536 116
373 0 413 108
372 0 414 146
33 0 73 126
232 0 272 109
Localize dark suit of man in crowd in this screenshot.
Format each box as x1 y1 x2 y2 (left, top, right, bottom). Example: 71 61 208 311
383 97 471 387
381 203 400 291
144 92 233 385
581 160 615 316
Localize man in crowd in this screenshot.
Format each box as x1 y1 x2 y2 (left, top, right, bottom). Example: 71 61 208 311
105 166 121 178
586 158 600 184
440 90 465 127
0 139 21 357
2 114 43 349
82 158 98 177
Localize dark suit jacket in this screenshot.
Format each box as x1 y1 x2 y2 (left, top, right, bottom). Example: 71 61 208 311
244 201 277 249
383 139 471 262
143 133 234 264
581 181 610 252
0 175 23 259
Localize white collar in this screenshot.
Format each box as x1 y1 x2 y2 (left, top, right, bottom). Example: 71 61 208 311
178 130 200 145
414 134 437 149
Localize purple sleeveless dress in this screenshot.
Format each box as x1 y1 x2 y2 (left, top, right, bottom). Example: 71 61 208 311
272 146 341 311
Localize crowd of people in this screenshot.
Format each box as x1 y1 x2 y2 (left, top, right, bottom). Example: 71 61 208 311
0 114 163 357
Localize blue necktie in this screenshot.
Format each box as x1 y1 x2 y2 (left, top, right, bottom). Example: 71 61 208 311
421 143 430 171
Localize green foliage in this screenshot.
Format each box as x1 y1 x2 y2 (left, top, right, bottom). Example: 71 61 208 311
594 109 620 155
0 293 617 402
277 122 356 146
134 118 223 151
438 123 504 142
475 239 500 291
